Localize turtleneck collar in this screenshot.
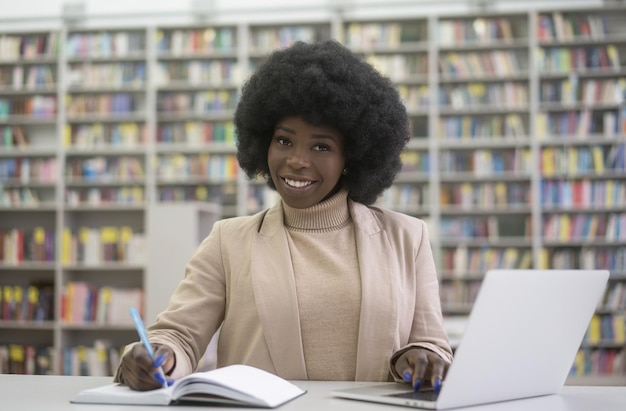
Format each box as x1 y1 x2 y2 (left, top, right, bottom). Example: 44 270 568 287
282 189 351 232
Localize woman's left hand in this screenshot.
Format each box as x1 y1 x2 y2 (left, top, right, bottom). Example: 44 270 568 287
394 348 447 392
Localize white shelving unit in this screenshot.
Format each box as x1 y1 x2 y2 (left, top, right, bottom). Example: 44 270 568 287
145 202 220 324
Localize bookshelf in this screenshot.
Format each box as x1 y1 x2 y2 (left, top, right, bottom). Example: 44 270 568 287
534 7 626 385
0 5 624 383
435 12 535 318
56 26 148 376
0 28 60 375
154 24 240 216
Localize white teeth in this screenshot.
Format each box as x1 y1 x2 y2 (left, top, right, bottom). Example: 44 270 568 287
284 178 312 188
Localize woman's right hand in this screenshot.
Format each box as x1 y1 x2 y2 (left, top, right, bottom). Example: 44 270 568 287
117 343 176 391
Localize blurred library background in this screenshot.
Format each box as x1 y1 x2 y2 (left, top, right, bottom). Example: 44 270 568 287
0 0 624 384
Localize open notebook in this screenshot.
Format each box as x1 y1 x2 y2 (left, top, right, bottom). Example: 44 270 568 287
72 364 306 408
333 269 609 409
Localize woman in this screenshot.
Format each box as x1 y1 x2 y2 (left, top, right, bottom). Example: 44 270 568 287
115 39 452 392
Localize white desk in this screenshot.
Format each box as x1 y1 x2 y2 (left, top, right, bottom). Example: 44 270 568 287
1 374 625 410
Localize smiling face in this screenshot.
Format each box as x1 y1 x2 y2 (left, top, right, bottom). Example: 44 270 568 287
267 116 346 209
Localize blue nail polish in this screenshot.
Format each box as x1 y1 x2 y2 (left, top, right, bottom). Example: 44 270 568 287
153 372 165 385
403 371 412 382
167 379 175 387
154 354 165 368
413 380 421 392
434 378 442 393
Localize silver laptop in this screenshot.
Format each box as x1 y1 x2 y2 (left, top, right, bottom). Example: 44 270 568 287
332 269 609 409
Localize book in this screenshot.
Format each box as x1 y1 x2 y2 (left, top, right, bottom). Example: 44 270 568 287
71 364 306 408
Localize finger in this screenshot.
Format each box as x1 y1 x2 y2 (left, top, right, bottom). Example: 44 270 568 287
412 354 429 391
433 376 442 393
120 359 159 391
125 358 162 391
139 347 169 388
153 345 175 376
430 364 444 392
131 343 154 367
429 355 445 393
399 367 413 384
394 355 413 383
124 345 165 390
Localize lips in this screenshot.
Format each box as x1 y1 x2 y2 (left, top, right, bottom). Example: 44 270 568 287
282 177 314 188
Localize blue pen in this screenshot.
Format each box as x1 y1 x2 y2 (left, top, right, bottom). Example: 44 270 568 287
129 307 168 388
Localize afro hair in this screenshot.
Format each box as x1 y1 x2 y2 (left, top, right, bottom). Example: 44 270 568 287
235 39 410 205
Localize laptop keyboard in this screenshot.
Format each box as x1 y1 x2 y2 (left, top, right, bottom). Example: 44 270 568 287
386 389 440 401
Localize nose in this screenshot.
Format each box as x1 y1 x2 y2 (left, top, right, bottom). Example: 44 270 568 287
286 147 310 169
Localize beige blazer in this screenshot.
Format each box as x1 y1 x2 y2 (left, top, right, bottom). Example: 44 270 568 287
141 199 452 382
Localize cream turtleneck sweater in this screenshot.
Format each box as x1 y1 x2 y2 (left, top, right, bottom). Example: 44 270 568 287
282 190 362 380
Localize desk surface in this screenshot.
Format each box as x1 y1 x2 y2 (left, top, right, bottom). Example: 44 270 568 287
1 374 625 411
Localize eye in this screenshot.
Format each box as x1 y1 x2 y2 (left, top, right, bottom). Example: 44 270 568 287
313 144 330 152
274 136 291 146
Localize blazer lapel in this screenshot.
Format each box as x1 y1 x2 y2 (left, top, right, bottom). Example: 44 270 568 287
250 203 307 379
351 201 400 381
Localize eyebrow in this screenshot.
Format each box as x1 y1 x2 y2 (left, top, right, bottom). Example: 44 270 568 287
274 125 338 141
